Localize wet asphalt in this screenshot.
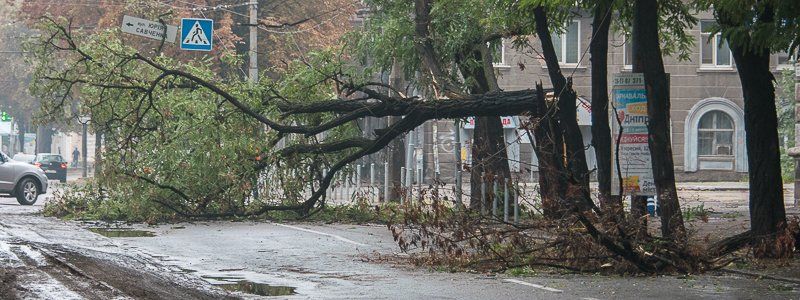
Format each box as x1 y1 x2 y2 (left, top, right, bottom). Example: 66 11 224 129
1 183 799 299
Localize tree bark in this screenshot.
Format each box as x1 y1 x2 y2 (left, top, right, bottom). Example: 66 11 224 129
533 6 591 211
531 83 568 217
17 121 25 154
632 0 685 240
590 0 620 209
462 49 511 210
387 62 406 202
729 36 787 243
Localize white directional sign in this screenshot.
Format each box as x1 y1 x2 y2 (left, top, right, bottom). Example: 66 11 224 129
180 18 214 51
121 15 178 43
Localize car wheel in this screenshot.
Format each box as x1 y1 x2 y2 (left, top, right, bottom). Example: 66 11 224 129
15 178 39 206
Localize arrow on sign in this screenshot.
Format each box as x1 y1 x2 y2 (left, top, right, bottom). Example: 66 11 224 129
125 23 133 27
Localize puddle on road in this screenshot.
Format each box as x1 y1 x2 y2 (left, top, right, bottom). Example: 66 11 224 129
215 280 297 297
88 228 156 238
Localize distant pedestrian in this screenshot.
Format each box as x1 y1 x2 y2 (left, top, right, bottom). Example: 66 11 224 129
72 147 80 167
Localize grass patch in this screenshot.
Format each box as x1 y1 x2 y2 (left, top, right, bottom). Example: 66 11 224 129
683 204 712 222
506 266 537 277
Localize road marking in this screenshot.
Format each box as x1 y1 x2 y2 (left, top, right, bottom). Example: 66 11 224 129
504 278 563 293
274 223 368 247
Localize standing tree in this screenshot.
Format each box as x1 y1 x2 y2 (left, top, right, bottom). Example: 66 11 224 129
589 0 618 209
698 0 800 257
632 0 691 240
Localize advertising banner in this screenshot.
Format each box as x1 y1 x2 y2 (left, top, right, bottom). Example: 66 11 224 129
611 73 655 196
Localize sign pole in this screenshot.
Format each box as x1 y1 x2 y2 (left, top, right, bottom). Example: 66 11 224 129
249 0 260 200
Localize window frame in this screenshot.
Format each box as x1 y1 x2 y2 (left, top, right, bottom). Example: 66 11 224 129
697 111 735 157
622 37 633 70
699 21 733 69
490 40 508 67
551 20 581 66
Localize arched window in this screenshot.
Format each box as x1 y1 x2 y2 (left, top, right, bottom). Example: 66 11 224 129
697 111 734 156
684 98 747 172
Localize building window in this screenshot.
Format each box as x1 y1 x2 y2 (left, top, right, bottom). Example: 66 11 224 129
551 21 580 65
489 40 506 66
697 111 734 156
700 21 732 67
623 38 633 68
684 98 747 172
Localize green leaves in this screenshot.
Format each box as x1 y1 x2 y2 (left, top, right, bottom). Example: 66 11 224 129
698 0 800 56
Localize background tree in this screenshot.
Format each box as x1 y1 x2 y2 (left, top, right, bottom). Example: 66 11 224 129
358 0 524 208
0 5 38 154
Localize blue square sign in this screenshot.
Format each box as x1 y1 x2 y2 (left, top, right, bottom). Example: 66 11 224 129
180 18 213 51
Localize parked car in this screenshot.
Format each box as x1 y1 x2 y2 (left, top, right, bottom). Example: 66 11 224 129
12 153 35 164
33 153 68 183
0 151 49 205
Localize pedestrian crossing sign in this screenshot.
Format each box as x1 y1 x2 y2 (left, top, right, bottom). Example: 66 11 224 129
180 18 213 51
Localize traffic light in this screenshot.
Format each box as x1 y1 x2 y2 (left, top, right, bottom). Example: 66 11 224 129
0 112 10 122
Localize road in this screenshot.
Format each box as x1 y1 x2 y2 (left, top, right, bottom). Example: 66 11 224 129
1 184 798 299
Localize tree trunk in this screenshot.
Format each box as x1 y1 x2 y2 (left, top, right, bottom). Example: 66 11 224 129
533 6 591 211
590 0 620 209
632 0 685 240
17 121 25 154
729 38 787 246
36 125 54 154
469 116 510 209
463 49 511 210
387 62 406 202
531 83 568 217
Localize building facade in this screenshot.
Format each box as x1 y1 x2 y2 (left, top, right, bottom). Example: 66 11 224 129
353 10 796 185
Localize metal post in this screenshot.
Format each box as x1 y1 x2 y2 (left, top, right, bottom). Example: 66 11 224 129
481 172 486 214
504 179 509 223
247 0 259 200
370 163 375 201
514 182 519 223
248 0 258 82
356 164 362 195
417 166 422 201
492 178 498 217
400 167 406 187
454 120 463 207
384 163 389 202
82 122 88 178
406 167 413 203
406 130 414 203
794 63 800 208
530 149 535 184
400 167 406 204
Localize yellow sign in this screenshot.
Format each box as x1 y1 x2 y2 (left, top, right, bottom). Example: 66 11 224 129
626 103 647 115
622 176 641 192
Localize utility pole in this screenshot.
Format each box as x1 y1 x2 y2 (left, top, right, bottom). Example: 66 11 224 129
248 0 260 200
248 0 258 83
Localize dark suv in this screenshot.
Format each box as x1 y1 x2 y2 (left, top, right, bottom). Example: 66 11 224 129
33 153 68 183
0 151 49 205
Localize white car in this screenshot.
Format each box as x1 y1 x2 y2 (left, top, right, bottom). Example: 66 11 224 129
0 151 49 205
